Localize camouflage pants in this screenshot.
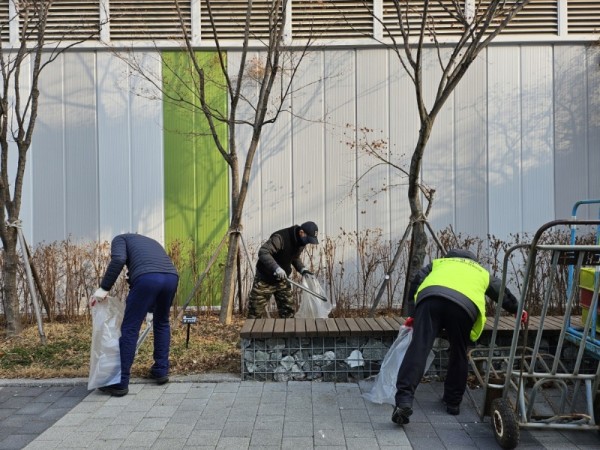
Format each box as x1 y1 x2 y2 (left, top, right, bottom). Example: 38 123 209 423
247 276 295 318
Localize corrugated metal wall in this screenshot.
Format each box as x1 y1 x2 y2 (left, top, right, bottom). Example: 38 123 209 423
23 44 600 257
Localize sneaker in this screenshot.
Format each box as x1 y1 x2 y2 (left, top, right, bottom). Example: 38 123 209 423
98 384 128 397
148 372 169 385
442 399 460 415
391 405 413 425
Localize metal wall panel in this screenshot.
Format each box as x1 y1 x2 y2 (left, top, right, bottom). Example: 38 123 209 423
388 52 417 239
586 46 600 207
19 43 600 263
97 52 165 243
323 50 357 241
454 54 488 238
554 45 589 218
488 46 523 239
97 53 133 241
32 54 68 244
421 48 456 234
291 51 326 237
521 46 555 230
64 52 99 243
128 52 164 241
259 55 294 234
228 51 262 246
356 49 391 238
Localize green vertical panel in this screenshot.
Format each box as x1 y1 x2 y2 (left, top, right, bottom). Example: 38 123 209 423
163 51 229 307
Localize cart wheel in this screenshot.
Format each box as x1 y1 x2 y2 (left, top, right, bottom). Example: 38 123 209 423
490 398 520 449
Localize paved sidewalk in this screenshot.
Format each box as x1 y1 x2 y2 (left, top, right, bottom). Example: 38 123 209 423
1 376 598 449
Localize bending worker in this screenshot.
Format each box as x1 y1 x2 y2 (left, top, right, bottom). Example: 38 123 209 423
247 221 319 318
91 233 179 397
392 248 527 425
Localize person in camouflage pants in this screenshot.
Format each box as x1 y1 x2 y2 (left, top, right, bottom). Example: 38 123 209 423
247 221 319 318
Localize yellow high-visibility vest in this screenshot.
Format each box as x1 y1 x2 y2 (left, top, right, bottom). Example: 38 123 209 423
416 257 489 340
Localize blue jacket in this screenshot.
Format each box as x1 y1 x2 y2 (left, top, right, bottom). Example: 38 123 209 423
100 234 178 290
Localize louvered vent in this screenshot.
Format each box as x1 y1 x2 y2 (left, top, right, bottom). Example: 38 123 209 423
381 1 557 38
292 1 373 40
567 1 600 34
19 1 100 41
200 0 279 41
500 0 557 35
110 0 191 41
0 1 9 42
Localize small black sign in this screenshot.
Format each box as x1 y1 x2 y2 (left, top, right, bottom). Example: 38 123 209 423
182 315 198 324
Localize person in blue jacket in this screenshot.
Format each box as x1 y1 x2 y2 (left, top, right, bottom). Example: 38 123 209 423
91 233 179 396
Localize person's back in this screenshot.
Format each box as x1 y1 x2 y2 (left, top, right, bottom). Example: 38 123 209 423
101 233 177 291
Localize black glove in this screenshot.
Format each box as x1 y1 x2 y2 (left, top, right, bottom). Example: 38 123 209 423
301 268 313 276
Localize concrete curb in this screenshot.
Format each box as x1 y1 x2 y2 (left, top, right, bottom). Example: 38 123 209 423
0 372 241 387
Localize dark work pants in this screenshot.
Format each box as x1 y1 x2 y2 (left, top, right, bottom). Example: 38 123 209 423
118 273 179 388
395 297 474 407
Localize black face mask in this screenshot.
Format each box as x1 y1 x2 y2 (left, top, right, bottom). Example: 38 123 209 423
299 235 310 246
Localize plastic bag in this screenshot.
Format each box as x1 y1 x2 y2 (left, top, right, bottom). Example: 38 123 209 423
88 296 124 390
295 275 333 318
362 324 434 405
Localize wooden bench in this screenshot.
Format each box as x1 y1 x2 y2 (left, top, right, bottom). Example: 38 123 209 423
240 317 405 339
240 316 584 381
240 315 581 339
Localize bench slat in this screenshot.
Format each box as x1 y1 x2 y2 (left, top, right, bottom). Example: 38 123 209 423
335 318 351 335
344 318 362 336
380 316 400 331
374 317 397 335
305 319 319 337
325 318 339 336
273 319 286 337
259 318 275 338
294 318 307 337
316 318 329 336
284 318 296 334
364 317 384 335
354 318 374 336
240 319 256 339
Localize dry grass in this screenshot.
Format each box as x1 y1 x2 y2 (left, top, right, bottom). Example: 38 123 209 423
0 313 244 379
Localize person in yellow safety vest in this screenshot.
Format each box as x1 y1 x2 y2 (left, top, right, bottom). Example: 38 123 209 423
391 248 528 426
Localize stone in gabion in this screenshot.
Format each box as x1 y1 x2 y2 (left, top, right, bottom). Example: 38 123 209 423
361 339 390 361
268 338 287 351
254 350 269 362
290 363 305 380
274 366 291 382
280 355 296 371
322 361 349 382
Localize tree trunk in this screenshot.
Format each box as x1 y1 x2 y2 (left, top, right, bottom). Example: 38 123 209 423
404 121 433 315
219 230 240 324
2 229 22 335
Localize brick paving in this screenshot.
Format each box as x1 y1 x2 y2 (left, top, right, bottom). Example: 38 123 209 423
0 377 598 449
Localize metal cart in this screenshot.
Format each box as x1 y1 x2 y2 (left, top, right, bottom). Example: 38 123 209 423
468 218 600 449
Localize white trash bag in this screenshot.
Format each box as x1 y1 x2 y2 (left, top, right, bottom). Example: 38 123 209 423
295 274 333 319
362 323 435 405
88 296 124 390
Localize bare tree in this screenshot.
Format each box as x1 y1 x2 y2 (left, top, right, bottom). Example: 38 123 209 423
350 0 531 313
0 1 99 335
121 0 315 324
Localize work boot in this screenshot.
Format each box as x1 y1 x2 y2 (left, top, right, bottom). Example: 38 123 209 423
99 384 128 397
442 399 460 415
148 372 169 385
391 405 413 425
